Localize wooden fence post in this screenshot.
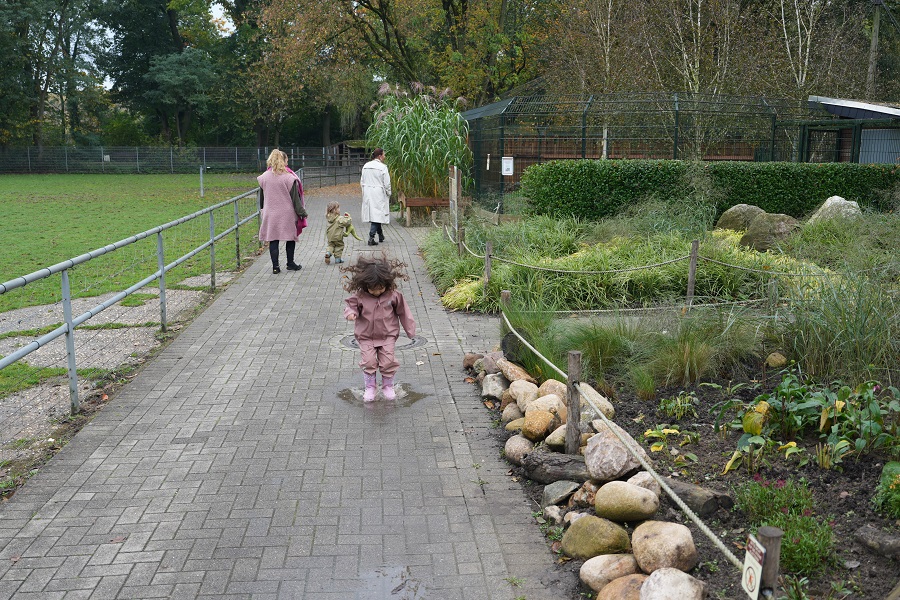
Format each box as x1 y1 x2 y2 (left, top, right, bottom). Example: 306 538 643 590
566 351 582 455
458 227 465 258
685 239 699 310
484 241 493 297
758 526 783 598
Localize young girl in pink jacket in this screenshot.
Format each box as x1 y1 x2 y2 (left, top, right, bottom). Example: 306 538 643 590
343 255 416 402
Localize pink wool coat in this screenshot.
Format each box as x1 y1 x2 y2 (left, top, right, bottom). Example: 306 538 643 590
257 169 300 242
344 289 416 345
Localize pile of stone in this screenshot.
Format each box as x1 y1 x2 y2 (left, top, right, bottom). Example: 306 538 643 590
717 195 861 252
465 350 724 600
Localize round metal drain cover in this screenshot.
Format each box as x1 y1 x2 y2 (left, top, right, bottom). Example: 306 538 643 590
339 335 428 351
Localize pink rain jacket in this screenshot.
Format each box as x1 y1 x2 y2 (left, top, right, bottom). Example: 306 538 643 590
344 289 416 345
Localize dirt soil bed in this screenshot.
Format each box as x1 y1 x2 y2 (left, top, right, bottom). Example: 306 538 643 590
485 370 900 599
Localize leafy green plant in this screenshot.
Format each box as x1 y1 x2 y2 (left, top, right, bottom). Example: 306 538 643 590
643 424 698 455
366 84 472 199
659 391 699 420
872 463 900 519
734 477 836 576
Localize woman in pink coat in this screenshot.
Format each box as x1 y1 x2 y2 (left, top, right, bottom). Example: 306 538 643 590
258 149 304 274
342 254 416 402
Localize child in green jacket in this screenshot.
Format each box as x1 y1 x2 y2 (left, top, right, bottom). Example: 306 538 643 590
325 201 361 264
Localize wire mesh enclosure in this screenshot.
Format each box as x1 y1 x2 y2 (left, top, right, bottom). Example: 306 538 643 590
463 93 900 208
0 146 367 175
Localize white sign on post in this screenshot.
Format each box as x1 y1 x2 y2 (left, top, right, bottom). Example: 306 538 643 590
741 534 766 599
501 156 514 176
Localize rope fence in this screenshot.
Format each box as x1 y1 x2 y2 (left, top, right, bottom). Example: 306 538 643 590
433 219 833 315
498 297 786 594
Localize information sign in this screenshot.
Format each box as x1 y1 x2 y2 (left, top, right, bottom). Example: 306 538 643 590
741 534 766 599
501 156 514 176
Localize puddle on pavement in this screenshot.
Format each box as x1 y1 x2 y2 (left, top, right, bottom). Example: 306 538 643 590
337 384 428 408
357 566 425 599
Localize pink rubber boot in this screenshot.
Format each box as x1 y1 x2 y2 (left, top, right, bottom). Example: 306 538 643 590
381 375 396 400
363 372 377 402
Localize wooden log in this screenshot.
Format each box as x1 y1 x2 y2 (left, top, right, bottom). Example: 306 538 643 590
522 448 591 484
661 477 734 517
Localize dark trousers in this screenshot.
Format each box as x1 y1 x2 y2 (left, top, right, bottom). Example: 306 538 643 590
269 240 296 267
368 222 384 241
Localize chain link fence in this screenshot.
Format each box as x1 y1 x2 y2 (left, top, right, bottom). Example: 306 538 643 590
0 146 367 175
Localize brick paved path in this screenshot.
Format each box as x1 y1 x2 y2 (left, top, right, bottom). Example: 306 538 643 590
0 186 572 599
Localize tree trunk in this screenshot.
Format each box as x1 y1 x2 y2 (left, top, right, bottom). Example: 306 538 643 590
522 448 591 484
321 106 331 147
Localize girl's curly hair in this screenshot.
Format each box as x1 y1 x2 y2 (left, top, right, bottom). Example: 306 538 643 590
342 253 409 294
326 201 340 216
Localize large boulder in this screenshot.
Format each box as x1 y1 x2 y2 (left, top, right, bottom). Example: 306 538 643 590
526 393 567 423
596 574 647 600
510 379 539 411
496 358 538 384
807 195 862 224
580 554 640 592
584 421 649 482
639 568 706 600
632 521 698 573
739 213 800 252
521 409 559 442
481 373 510 401
716 203 765 231
560 515 631 559
594 480 660 522
538 378 568 400
503 434 533 466
541 480 581 508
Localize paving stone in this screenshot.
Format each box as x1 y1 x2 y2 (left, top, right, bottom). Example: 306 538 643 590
0 186 570 599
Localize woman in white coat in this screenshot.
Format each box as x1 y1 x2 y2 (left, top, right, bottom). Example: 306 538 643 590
360 148 391 246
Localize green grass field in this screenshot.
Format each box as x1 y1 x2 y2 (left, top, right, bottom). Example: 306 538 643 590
0 174 262 312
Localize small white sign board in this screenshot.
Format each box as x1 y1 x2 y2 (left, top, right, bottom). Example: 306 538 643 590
501 156 514 176
741 534 766 599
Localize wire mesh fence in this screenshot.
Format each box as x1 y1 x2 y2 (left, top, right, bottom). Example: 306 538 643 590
463 93 900 212
0 146 367 175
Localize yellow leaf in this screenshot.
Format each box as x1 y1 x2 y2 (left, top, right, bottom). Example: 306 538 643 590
742 411 765 435
650 442 666 452
722 450 743 475
778 442 796 451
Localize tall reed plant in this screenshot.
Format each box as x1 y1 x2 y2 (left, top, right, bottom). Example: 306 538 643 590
366 83 472 198
778 275 900 385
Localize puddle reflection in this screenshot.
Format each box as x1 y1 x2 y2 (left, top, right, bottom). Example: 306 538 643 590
337 384 428 409
357 566 426 599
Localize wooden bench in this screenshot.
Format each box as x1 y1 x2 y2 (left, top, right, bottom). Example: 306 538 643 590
403 197 450 226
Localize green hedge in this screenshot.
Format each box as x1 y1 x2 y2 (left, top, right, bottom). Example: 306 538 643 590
520 160 900 219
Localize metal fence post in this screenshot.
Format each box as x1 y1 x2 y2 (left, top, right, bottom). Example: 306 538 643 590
136 146 140 172
61 270 80 414
209 211 216 290
235 147 239 171
484 241 493 297
200 166 205 198
673 93 680 160
157 232 168 332
566 351 582 455
686 239 699 310
234 199 241 269
170 147 174 173
759 526 783 598
100 146 104 173
64 146 68 173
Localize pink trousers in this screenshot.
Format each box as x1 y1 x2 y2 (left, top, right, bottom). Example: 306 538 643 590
358 339 399 377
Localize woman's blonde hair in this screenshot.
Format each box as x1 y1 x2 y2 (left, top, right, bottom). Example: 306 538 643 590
267 149 288 174
326 201 340 216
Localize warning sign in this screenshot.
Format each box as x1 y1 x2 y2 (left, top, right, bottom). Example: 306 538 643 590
741 534 766 599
